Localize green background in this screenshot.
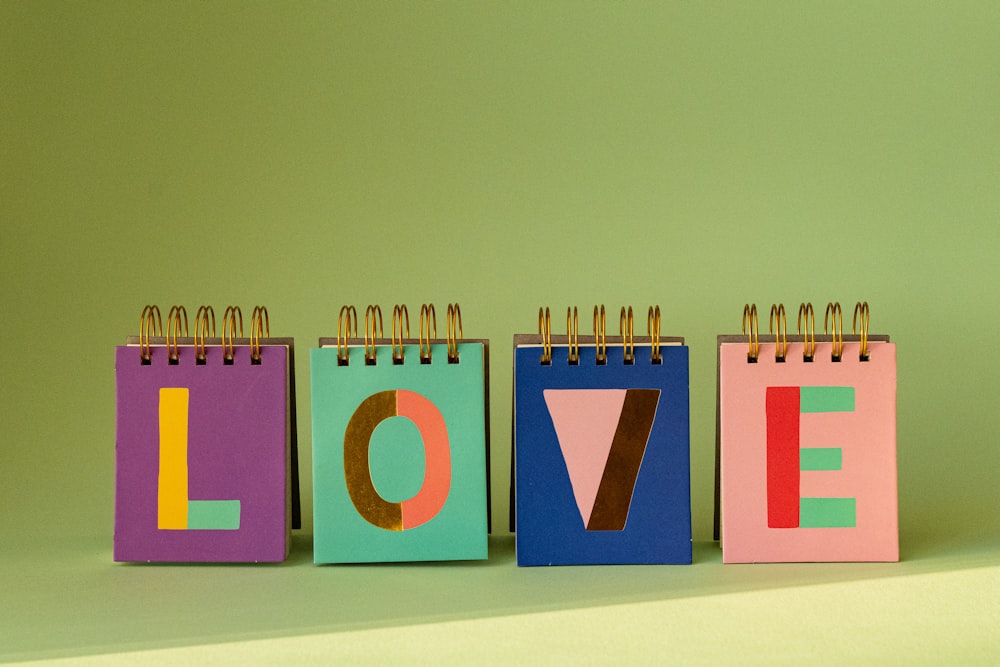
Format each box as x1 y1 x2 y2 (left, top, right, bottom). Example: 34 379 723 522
1 1 997 663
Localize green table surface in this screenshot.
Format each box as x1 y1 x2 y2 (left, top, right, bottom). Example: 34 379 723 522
3 2 998 663
2 534 999 664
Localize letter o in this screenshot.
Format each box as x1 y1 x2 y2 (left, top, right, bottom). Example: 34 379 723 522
343 390 451 530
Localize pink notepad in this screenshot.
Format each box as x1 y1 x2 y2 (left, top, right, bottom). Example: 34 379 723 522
718 307 898 563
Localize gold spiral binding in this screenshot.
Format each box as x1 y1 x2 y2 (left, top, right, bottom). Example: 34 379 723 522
419 304 437 363
252 306 270 338
593 305 607 364
853 301 870 361
222 306 243 363
797 302 815 361
648 305 662 363
223 306 244 336
769 303 787 362
250 305 269 363
824 302 844 361
166 305 189 363
447 303 462 363
139 304 162 363
364 305 383 364
337 305 357 365
538 307 552 365
194 306 216 363
567 306 579 364
742 304 759 362
619 306 634 364
392 304 410 364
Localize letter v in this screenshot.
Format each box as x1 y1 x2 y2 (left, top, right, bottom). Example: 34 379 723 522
544 389 659 531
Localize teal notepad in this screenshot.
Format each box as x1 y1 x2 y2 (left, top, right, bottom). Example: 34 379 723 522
310 305 489 564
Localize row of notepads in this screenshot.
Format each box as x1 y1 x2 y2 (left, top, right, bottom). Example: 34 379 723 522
114 302 897 566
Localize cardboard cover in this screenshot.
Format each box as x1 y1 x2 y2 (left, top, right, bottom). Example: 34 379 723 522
114 344 291 563
513 335 692 566
717 336 898 563
311 340 489 563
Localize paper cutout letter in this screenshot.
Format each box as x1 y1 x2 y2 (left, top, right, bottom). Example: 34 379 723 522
157 388 241 530
766 386 855 529
543 388 659 531
343 389 451 531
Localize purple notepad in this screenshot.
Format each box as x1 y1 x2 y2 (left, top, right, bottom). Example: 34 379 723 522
114 344 290 562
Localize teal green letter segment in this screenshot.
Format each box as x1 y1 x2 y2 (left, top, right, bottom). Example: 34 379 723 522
800 386 855 413
800 498 856 527
800 448 843 471
187 500 241 530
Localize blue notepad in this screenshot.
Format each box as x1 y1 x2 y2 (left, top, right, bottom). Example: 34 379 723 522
513 307 692 566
